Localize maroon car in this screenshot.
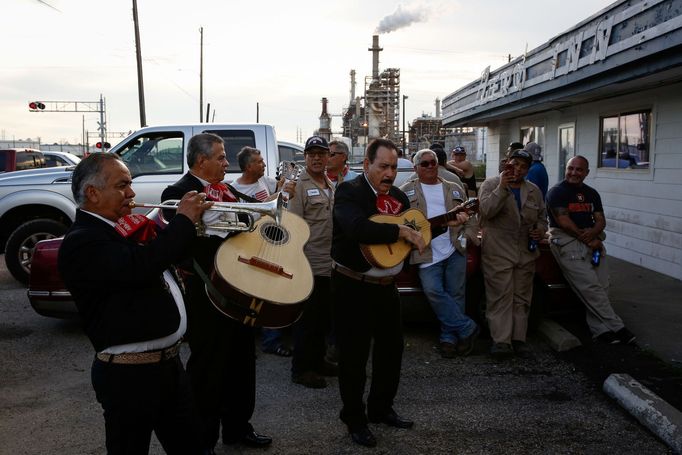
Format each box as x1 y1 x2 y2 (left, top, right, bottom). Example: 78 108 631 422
28 207 578 325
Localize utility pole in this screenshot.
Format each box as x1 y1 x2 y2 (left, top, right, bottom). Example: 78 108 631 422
132 0 147 127
199 27 204 123
402 95 408 156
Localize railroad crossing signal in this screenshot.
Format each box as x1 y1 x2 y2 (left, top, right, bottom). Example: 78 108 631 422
28 101 46 111
95 142 111 149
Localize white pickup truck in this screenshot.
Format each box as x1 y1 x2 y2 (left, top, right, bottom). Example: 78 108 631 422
0 123 298 284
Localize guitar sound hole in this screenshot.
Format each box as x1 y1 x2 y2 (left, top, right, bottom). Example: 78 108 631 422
260 223 289 245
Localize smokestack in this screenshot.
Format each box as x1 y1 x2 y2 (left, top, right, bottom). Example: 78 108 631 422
350 70 357 104
368 35 383 79
355 96 361 116
319 97 331 141
435 98 441 118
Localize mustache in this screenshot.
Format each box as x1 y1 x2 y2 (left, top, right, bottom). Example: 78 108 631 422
381 178 394 185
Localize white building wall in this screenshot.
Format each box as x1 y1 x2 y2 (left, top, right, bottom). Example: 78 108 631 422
487 82 682 280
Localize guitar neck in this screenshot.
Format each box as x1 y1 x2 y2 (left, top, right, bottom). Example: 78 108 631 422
428 206 466 227
428 199 479 227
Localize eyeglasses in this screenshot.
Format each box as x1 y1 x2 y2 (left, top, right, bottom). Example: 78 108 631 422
305 150 329 157
329 152 338 157
419 160 437 168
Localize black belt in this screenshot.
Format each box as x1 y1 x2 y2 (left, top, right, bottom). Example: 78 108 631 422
332 262 395 286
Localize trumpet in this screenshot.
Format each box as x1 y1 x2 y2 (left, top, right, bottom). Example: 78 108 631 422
130 193 284 234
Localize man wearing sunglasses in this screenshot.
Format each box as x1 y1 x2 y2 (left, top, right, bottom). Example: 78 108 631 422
326 140 359 187
400 149 480 358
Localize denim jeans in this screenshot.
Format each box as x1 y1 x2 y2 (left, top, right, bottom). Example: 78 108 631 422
418 250 476 344
261 328 282 351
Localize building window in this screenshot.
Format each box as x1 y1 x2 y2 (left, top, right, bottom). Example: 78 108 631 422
599 111 650 169
558 124 575 180
520 126 544 146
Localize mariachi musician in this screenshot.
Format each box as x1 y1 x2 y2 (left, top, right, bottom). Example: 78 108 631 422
331 138 425 448
161 133 293 454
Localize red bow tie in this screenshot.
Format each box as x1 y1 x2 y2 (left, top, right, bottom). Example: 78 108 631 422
205 183 237 202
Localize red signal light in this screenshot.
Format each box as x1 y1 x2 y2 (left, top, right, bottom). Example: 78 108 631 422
28 101 46 110
96 142 103 149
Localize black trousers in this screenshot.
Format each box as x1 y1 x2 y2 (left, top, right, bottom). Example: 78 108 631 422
184 275 256 449
292 275 332 375
91 355 202 455
331 270 405 429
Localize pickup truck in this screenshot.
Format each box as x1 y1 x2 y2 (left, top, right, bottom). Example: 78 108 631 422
0 148 45 173
0 123 291 284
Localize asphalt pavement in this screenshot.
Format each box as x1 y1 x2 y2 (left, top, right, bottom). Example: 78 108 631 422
606 256 682 365
1 255 681 454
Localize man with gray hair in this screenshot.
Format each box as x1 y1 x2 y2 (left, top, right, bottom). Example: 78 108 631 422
58 153 210 454
162 133 275 452
400 149 480 358
326 140 359 187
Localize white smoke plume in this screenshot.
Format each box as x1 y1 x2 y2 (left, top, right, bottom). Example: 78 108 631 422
375 4 428 34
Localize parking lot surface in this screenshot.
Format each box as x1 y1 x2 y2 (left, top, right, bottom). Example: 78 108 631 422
0 258 671 454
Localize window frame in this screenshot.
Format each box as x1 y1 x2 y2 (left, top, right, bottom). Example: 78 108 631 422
598 109 651 170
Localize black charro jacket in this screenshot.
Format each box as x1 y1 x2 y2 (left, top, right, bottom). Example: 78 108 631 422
331 174 410 273
58 209 196 352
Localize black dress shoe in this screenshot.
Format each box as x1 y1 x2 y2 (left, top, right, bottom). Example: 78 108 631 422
349 426 377 447
241 430 272 447
225 430 272 447
369 410 414 429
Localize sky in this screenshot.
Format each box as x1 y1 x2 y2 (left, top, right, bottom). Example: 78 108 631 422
2 0 616 146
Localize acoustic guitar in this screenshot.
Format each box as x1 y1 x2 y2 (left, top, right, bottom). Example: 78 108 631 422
208 209 314 328
361 198 479 269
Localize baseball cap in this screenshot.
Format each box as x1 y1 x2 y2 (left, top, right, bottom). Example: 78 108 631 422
304 136 329 152
452 146 466 154
508 149 532 164
508 142 524 151
524 142 542 161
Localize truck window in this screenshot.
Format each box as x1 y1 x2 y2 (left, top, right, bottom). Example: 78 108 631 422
117 133 184 177
278 145 304 164
203 129 256 175
16 152 44 171
0 151 7 171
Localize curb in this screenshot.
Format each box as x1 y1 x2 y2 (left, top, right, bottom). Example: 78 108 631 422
537 318 581 352
603 373 682 453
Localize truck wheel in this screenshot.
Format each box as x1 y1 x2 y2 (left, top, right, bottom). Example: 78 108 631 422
4 219 68 285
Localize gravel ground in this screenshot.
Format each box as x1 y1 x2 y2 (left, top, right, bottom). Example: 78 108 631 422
0 259 672 455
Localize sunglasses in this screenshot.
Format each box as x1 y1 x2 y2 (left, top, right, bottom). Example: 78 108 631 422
419 160 438 168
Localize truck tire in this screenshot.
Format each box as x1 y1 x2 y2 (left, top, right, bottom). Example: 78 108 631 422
4 219 68 285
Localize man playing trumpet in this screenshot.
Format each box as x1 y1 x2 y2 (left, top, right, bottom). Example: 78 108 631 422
58 153 211 454
161 133 289 454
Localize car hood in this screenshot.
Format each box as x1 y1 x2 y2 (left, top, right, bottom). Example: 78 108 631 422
0 166 75 186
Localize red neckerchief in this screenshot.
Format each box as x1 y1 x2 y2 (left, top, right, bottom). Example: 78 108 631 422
204 183 238 202
115 214 157 244
326 165 350 182
376 194 403 215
